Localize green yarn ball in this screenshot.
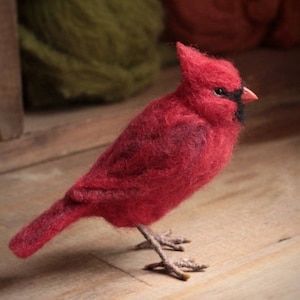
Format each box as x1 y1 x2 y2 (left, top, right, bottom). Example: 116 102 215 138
18 0 164 107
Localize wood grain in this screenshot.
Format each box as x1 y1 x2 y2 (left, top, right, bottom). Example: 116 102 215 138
0 132 299 299
0 0 23 141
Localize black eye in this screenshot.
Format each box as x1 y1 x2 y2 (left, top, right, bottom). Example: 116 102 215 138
214 88 225 97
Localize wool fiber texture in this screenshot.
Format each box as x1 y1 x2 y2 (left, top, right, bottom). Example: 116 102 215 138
10 43 245 258
18 0 164 107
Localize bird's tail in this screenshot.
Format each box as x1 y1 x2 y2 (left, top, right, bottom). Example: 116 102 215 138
9 197 92 258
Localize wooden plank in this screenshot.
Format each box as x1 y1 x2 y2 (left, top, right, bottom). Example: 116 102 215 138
0 130 299 298
0 0 23 141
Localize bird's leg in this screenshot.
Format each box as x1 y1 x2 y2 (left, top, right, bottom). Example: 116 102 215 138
136 224 208 281
135 228 190 251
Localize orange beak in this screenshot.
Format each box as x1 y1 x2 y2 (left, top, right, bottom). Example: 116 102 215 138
242 87 258 104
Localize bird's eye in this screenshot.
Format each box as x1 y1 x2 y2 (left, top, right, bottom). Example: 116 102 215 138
214 88 225 97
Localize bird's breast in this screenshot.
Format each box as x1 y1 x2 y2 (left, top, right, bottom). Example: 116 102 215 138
191 124 241 188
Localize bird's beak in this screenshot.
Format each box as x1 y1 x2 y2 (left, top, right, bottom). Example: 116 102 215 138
242 87 258 104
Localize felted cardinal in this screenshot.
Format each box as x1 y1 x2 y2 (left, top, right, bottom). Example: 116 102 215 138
9 42 258 280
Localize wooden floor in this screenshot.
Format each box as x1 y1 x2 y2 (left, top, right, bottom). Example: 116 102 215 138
0 48 300 299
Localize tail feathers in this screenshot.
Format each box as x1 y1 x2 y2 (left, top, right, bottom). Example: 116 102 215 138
9 197 92 258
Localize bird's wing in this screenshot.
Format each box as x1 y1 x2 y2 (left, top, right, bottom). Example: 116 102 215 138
69 114 207 203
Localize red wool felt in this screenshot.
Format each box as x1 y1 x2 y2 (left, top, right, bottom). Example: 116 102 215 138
9 43 245 259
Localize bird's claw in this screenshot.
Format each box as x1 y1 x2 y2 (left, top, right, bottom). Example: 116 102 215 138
135 229 191 251
144 257 208 281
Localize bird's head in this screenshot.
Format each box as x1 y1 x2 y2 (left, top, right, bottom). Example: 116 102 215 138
176 42 258 125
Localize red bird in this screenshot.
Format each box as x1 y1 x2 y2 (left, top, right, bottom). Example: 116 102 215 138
9 43 258 280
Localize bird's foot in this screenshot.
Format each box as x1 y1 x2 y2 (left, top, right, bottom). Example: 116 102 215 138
135 229 190 251
136 224 208 280
144 258 208 281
